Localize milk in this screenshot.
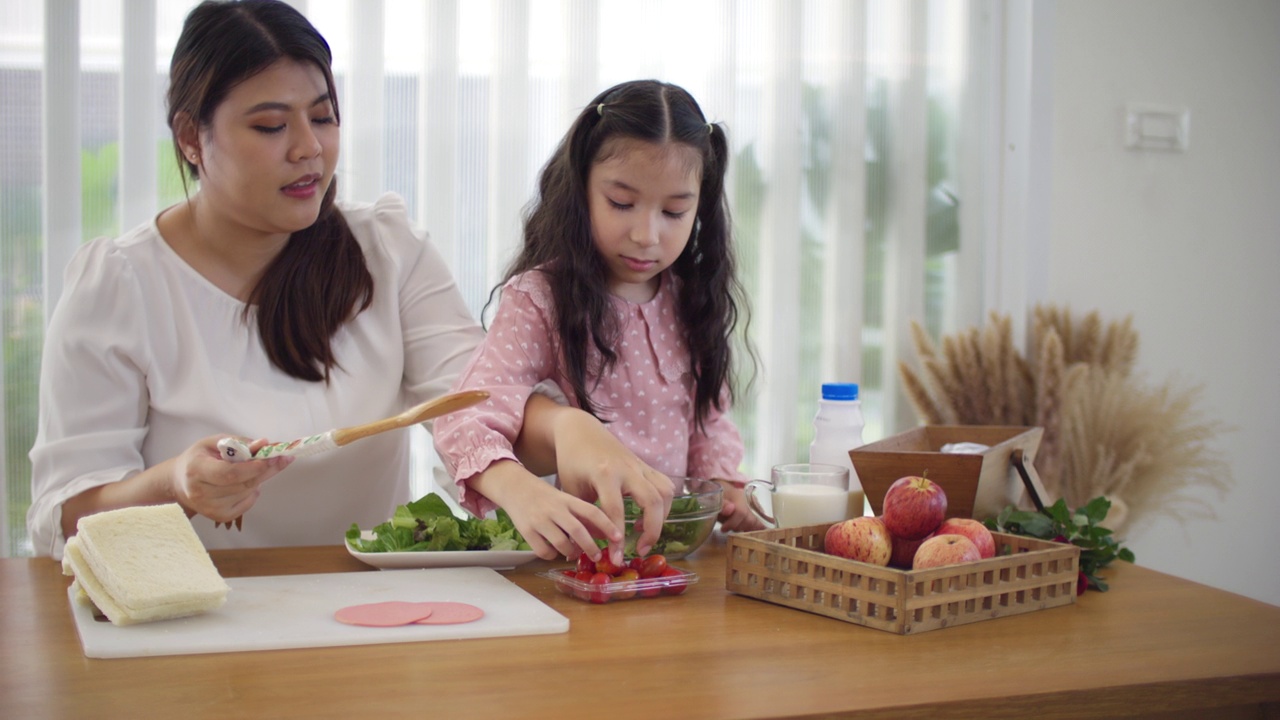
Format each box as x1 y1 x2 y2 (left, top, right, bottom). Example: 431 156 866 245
771 484 864 527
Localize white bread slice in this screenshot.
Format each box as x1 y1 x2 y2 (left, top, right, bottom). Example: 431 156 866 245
68 504 230 625
63 537 134 624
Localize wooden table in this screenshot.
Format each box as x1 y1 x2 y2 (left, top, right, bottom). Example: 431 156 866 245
3 534 1278 720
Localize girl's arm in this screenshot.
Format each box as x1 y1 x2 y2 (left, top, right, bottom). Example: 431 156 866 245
463 458 618 563
517 394 675 558
433 275 633 561
687 388 767 532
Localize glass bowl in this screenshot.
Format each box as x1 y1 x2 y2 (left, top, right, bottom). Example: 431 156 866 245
621 477 722 560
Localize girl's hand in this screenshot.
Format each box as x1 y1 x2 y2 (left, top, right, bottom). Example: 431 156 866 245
171 436 293 524
546 408 675 560
468 460 619 562
715 482 767 532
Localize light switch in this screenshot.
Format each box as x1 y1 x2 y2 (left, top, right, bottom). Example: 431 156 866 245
1125 103 1190 152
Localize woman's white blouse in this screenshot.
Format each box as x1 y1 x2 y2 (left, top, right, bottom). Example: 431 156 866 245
27 193 484 558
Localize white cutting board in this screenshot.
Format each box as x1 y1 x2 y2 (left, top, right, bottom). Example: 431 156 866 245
67 567 569 659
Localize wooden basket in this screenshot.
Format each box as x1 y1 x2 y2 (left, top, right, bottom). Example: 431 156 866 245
725 524 1080 635
850 425 1049 521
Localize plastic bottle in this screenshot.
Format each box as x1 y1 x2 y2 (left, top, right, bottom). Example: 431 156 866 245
808 382 867 516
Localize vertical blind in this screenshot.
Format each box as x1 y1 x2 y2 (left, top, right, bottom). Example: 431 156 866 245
0 0 1017 557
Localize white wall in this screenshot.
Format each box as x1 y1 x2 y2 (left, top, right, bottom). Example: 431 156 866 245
1044 0 1280 605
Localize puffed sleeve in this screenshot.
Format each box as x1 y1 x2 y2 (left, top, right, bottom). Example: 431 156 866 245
367 194 485 404
27 239 152 558
685 385 750 486
432 272 566 516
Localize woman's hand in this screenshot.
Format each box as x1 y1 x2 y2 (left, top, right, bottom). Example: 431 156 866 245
170 436 293 524
466 460 620 562
57 435 294 540
715 482 767 532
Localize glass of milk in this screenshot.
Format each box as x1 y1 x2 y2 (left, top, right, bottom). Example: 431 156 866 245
745 463 857 528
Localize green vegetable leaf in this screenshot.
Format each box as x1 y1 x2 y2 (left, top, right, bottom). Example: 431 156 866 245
984 495 1135 593
348 493 530 553
1081 496 1112 524
612 495 714 557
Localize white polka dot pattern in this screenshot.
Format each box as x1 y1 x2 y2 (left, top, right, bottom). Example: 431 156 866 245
433 269 749 516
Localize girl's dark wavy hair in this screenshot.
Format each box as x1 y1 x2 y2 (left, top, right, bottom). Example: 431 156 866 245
491 79 755 429
167 0 372 383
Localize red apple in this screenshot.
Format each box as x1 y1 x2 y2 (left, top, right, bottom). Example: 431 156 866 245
880 475 947 540
824 517 892 566
934 518 996 559
888 531 930 569
912 534 981 569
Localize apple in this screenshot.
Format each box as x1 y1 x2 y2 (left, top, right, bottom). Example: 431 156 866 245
912 534 981 570
934 518 996 559
888 532 930 569
880 475 947 541
824 517 892 566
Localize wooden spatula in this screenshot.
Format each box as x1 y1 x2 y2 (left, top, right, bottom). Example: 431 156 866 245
217 389 489 463
212 390 488 530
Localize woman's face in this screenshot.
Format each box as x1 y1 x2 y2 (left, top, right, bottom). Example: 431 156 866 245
587 138 701 303
193 58 339 239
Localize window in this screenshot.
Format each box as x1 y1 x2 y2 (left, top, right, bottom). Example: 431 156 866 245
0 0 1014 557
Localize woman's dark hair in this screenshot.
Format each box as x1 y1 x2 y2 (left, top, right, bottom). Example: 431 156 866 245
167 0 372 383
495 79 755 428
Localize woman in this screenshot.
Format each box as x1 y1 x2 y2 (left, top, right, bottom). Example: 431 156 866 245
28 0 659 561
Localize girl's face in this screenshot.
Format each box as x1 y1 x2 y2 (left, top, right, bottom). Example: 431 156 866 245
189 58 339 241
587 138 701 303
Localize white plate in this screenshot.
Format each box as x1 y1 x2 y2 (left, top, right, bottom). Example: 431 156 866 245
345 531 538 570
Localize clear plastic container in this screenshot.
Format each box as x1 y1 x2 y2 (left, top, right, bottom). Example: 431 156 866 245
540 566 699 604
809 382 867 515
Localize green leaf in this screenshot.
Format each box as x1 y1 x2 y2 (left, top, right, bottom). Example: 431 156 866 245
1045 499 1072 524
983 494 1135 594
1081 496 1111 524
1013 513 1056 538
349 492 529 553
405 493 455 520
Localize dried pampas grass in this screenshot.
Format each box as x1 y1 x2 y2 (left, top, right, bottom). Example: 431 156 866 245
898 305 1231 534
1060 366 1230 529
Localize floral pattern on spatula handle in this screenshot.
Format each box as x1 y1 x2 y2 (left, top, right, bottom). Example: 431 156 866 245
212 432 338 530
216 431 338 463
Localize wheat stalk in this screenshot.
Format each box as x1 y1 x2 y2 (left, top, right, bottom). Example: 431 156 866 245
1033 327 1066 495
1074 310 1102 365
910 319 939 362
956 328 991 422
898 362 947 425
897 305 1230 533
1100 314 1139 376
980 318 1009 423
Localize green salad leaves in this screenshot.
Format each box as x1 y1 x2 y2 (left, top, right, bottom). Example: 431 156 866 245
604 495 714 557
346 492 531 553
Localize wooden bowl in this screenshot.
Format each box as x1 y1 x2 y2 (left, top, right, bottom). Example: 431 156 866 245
850 426 1046 521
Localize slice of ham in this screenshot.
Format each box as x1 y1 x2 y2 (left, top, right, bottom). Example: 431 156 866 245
334 601 434 627
412 601 485 625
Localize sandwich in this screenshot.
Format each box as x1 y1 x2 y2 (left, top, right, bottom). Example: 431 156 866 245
62 503 230 626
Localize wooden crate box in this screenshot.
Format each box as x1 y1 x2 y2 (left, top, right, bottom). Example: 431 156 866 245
726 524 1080 635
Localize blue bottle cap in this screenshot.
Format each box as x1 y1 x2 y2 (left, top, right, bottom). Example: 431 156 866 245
821 383 859 401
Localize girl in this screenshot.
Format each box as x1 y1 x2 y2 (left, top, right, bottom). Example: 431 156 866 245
434 79 764 563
